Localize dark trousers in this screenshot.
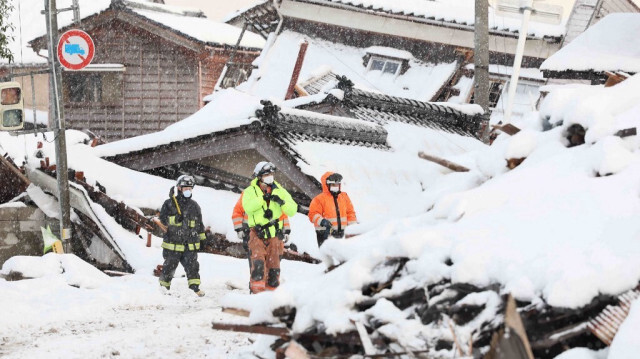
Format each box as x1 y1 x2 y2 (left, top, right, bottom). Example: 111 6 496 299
159 249 200 289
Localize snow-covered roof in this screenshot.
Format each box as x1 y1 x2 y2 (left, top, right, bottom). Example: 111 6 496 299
241 30 458 103
289 0 575 39
3 0 264 65
221 0 267 24
541 13 640 73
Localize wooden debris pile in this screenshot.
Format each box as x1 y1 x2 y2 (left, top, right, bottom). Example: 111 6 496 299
36 162 320 266
0 153 30 204
214 257 536 359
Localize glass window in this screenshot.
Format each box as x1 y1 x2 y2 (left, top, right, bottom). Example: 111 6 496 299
370 59 385 71
383 62 399 74
3 109 23 128
64 72 122 105
368 57 402 75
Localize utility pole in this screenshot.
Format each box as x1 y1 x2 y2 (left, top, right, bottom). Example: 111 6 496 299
474 0 490 142
44 0 72 251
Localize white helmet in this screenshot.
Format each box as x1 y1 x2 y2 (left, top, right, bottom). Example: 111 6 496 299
253 161 276 177
176 174 195 188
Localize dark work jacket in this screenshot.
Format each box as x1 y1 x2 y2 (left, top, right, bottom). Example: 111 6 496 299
159 192 206 250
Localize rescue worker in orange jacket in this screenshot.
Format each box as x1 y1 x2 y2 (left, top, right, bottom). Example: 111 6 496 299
242 161 297 293
308 172 357 247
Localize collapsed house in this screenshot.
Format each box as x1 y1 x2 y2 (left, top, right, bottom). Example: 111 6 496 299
95 81 485 214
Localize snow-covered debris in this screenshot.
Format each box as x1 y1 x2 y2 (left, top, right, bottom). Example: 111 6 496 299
1 253 110 289
540 74 640 144
241 30 459 102
541 13 640 73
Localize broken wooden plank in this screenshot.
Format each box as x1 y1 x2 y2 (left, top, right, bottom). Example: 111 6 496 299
0 154 30 185
492 123 521 136
0 154 30 203
353 321 376 355
418 152 469 173
506 157 525 170
504 294 535 359
222 307 251 317
614 127 637 138
212 322 290 337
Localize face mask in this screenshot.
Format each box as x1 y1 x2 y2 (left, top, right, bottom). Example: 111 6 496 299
330 185 340 193
183 190 192 198
262 175 274 184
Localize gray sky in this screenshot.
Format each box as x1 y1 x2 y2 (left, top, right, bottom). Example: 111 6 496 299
162 0 260 21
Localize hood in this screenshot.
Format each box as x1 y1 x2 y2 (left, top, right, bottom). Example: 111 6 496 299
320 171 334 194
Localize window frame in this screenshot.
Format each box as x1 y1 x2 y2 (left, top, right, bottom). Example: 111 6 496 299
62 65 125 108
366 56 403 76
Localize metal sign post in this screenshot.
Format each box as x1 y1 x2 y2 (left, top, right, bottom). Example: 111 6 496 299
45 0 72 250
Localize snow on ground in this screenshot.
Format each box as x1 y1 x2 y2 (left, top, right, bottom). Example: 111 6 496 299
608 297 640 359
0 253 258 358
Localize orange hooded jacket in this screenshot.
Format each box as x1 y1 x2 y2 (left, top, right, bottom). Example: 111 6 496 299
308 172 357 232
232 193 290 233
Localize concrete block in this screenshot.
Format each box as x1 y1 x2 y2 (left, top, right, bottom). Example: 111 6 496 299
19 207 46 221
0 208 18 221
0 221 20 234
19 220 45 232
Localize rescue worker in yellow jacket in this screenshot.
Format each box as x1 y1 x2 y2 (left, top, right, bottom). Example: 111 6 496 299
232 194 291 253
232 193 292 291
242 161 297 293
308 172 357 247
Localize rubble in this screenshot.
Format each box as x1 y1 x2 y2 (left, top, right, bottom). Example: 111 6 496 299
213 256 638 358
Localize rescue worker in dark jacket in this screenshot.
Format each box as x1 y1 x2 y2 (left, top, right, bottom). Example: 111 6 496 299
242 161 297 293
159 175 206 297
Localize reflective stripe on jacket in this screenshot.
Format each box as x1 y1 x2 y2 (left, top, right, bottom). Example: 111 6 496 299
242 178 297 238
159 191 206 250
232 194 291 232
232 195 248 231
308 171 357 232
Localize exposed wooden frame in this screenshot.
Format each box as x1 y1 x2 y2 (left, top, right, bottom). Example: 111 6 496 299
109 130 322 199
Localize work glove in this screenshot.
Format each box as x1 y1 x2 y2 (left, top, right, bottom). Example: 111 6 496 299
271 194 285 206
264 208 273 219
320 219 332 231
237 229 250 252
263 192 272 201
286 242 298 252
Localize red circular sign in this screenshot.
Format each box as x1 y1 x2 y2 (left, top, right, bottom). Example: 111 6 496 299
57 29 95 70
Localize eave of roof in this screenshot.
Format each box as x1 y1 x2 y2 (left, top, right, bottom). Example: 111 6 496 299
286 0 564 42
